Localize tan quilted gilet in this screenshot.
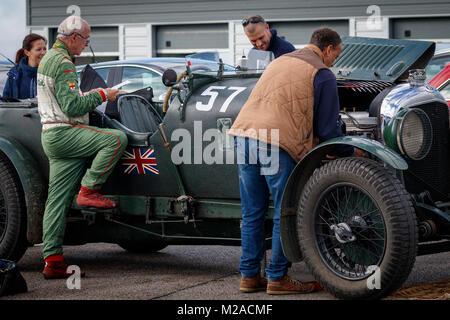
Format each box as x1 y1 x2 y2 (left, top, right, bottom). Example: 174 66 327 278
229 45 328 162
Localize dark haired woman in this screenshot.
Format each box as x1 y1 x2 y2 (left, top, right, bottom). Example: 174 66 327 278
2 33 47 99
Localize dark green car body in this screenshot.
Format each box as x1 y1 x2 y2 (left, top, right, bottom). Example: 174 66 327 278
1 37 449 300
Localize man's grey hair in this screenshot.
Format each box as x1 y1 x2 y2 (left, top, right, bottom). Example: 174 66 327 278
57 16 87 39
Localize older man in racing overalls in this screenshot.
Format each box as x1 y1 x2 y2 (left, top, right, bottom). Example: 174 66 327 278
37 16 128 279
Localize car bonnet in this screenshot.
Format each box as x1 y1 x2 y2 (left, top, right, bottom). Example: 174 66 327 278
331 36 436 83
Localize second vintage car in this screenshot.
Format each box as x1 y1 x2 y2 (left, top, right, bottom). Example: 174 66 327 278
75 57 235 102
429 62 450 107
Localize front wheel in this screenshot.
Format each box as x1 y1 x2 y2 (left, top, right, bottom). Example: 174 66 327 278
297 158 417 300
0 155 28 262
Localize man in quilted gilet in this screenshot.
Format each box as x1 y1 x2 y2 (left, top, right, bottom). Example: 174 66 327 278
229 27 357 294
37 16 128 279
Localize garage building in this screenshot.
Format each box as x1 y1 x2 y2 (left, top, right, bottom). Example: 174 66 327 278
26 0 450 65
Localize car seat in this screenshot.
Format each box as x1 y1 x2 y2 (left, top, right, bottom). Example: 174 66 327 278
117 95 163 133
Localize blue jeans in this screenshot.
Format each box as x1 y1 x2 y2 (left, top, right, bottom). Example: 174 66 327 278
235 136 296 281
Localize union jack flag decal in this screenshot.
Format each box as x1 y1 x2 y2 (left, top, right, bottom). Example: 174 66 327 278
121 147 159 175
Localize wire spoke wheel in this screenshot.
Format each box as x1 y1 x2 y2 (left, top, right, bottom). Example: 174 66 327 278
315 183 386 280
297 158 417 300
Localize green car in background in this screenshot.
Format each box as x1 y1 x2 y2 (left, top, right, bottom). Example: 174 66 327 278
0 37 449 300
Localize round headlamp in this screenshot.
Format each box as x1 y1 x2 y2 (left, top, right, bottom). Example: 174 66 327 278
397 108 433 160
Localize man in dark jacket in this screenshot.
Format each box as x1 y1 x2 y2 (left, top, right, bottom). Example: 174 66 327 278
242 15 295 58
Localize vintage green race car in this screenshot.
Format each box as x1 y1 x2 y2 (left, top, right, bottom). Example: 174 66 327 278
0 37 448 300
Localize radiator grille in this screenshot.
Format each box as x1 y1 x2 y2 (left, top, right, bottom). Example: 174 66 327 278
403 102 450 200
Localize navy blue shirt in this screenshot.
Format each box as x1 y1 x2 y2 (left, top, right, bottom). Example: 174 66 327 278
2 57 38 99
313 69 354 157
267 29 296 58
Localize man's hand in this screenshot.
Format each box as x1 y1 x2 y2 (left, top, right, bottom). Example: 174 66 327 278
88 88 120 102
105 88 120 102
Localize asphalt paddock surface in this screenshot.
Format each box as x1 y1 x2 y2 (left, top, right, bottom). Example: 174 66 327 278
1 243 450 300
389 278 450 300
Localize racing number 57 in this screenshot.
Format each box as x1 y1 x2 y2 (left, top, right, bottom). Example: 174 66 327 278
195 86 247 113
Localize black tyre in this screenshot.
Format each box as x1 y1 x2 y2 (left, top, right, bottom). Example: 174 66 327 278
118 241 168 253
297 158 417 300
0 155 28 262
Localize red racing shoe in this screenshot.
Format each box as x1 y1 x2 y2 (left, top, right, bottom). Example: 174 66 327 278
76 186 117 208
43 255 85 279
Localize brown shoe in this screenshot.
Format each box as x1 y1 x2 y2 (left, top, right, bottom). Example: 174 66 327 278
240 274 268 293
267 275 317 295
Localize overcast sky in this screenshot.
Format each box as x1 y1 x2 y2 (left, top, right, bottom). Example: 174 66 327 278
0 0 27 62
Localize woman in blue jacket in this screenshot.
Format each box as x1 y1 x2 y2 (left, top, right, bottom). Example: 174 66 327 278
2 33 47 99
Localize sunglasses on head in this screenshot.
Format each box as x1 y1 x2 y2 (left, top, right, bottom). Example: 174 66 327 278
242 17 265 27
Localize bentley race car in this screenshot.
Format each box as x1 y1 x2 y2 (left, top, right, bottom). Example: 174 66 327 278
0 36 448 300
